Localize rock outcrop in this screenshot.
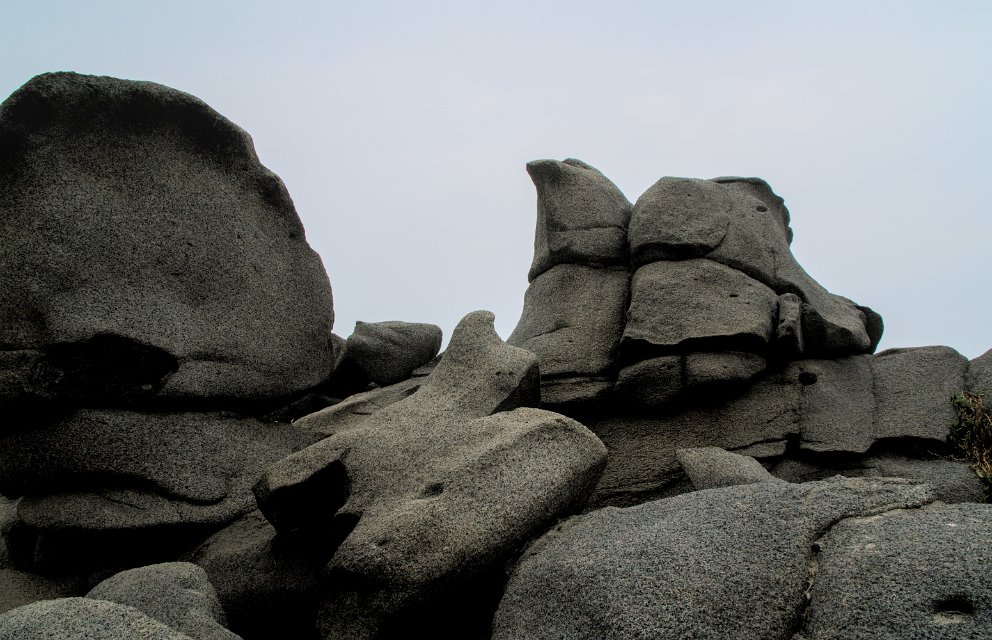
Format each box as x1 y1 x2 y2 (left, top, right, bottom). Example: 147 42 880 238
492 478 934 640
0 72 989 640
0 72 336 403
253 311 607 638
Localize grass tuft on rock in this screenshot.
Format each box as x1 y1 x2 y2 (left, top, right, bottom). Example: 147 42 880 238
951 391 992 500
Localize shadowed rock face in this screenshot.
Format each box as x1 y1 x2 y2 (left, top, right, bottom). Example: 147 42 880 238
0 72 336 403
0 410 312 533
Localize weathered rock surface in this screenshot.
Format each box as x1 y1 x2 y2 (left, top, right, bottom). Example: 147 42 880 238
293 377 424 439
526 159 631 280
628 177 732 262
802 502 992 639
0 72 335 403
588 367 803 506
872 346 968 443
676 447 784 490
343 321 442 386
966 347 992 395
622 259 779 356
861 456 986 504
0 410 313 533
253 311 607 638
87 562 239 640
508 264 628 391
628 176 872 357
772 455 986 505
492 478 934 640
0 597 194 639
797 355 876 454
188 510 331 640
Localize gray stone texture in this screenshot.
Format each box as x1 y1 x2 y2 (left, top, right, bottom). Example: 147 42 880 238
676 447 784 490
87 562 239 640
966 347 992 395
797 355 876 454
684 351 767 389
588 367 803 506
253 311 607 638
872 346 967 443
772 455 985 504
0 597 193 639
775 292 805 356
526 158 631 280
627 176 873 357
343 321 442 386
628 177 731 263
0 72 335 402
614 355 682 407
708 177 871 356
492 477 933 640
622 258 779 355
188 509 326 639
861 456 986 504
0 409 313 531
294 376 424 440
508 264 628 382
802 502 992 639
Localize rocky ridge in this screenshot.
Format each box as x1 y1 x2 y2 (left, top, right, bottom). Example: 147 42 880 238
0 72 989 640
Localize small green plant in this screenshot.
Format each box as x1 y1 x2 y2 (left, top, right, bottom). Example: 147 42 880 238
951 391 992 500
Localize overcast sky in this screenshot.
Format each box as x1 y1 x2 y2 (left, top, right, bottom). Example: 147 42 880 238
2 1 989 358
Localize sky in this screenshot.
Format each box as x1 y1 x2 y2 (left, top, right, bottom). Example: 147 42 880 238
1 1 989 358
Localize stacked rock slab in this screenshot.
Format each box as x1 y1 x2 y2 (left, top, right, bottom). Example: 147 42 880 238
508 159 631 406
197 311 606 638
0 73 333 578
618 176 877 405
584 346 973 507
508 164 882 410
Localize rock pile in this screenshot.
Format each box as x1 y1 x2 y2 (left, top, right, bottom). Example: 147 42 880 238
0 73 989 640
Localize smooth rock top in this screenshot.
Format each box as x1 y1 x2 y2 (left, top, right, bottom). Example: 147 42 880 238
87 563 239 640
0 598 193 640
526 158 631 280
343 321 442 386
676 447 784 490
0 72 335 402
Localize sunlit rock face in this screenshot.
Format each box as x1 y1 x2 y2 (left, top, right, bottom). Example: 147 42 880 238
509 161 881 409
0 72 334 567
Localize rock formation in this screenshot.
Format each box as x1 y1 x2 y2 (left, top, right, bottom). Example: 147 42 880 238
0 73 989 640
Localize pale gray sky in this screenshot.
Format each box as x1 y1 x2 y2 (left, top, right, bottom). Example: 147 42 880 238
2 1 989 357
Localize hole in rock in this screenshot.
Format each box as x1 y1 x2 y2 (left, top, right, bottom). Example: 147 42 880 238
756 205 768 212
933 595 975 625
798 372 818 385
420 482 445 498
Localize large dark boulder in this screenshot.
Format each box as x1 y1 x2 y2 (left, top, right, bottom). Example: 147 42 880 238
803 503 992 639
492 478 933 640
0 72 335 404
